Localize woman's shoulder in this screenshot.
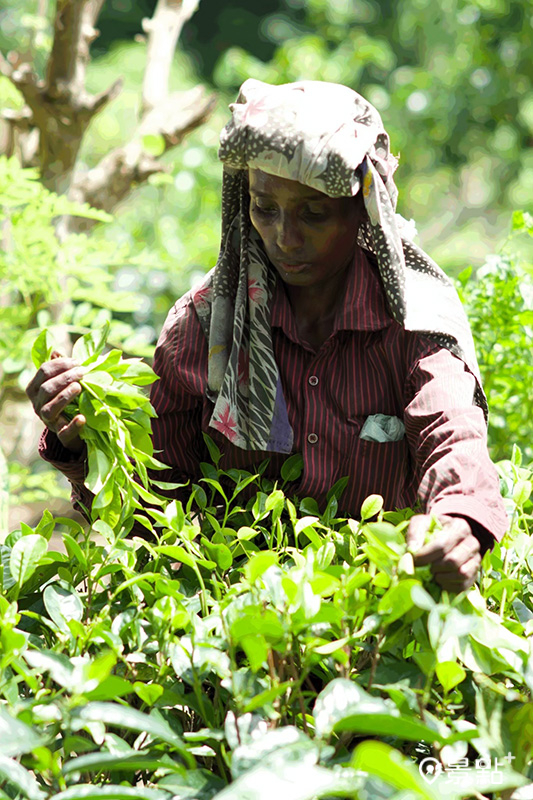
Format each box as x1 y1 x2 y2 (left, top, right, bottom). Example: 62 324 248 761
162 270 214 336
155 272 214 365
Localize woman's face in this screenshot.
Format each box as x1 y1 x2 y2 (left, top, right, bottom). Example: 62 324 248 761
248 168 364 289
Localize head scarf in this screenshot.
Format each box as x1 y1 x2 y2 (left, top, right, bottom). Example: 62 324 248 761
191 79 486 453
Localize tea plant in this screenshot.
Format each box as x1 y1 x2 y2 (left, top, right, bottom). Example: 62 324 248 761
0 328 532 799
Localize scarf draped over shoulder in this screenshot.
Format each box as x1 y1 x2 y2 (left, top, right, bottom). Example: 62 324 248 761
190 78 485 454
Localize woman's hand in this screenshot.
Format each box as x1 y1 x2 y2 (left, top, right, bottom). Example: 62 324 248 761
406 514 481 592
26 351 87 455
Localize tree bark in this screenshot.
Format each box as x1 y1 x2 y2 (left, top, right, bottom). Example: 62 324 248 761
0 0 214 201
0 0 215 520
142 0 200 115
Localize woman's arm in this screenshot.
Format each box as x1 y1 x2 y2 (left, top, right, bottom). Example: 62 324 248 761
402 343 508 590
36 293 209 527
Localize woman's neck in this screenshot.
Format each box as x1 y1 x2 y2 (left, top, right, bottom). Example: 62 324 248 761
284 264 350 350
285 263 349 327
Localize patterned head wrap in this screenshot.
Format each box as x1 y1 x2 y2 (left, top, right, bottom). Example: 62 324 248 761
191 79 485 453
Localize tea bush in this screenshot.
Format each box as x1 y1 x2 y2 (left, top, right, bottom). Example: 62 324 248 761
0 329 532 799
457 210 533 464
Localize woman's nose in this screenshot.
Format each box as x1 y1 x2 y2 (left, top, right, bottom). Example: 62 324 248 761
277 212 304 252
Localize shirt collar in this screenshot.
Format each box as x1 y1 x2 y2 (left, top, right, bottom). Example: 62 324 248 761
270 247 393 337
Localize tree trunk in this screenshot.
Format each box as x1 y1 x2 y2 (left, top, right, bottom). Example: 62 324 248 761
0 0 215 529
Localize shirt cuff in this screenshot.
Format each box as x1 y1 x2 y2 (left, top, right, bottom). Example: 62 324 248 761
429 496 509 552
38 428 87 483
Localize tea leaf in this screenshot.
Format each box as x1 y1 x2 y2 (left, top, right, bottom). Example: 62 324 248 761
9 534 47 585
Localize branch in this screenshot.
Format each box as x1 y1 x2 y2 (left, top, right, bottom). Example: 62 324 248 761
138 86 216 146
69 86 216 228
1 0 215 204
141 0 200 115
45 0 85 100
45 0 106 102
87 76 124 115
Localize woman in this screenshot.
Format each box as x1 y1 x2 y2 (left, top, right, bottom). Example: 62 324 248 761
27 79 508 592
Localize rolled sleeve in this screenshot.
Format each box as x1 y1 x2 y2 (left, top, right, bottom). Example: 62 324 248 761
404 345 508 546
149 294 208 488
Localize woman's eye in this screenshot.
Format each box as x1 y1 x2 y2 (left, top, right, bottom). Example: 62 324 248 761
304 207 328 220
252 202 276 217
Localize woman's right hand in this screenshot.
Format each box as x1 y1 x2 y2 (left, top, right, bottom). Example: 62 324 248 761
26 351 87 455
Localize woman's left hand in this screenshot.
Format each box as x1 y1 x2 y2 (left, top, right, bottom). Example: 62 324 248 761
406 514 481 592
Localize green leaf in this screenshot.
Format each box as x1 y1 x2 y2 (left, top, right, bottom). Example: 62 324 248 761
0 545 16 591
53 787 171 800
280 453 304 482
202 433 221 465
85 675 133 701
0 708 43 757
62 751 178 776
202 539 233 571
214 756 359 800
71 703 195 767
245 551 278 583
378 579 419 624
237 526 259 540
92 475 115 510
43 583 84 632
242 682 294 713
121 360 159 385
79 393 111 431
0 754 46 800
156 544 215 570
72 323 110 363
86 447 112 494
62 533 88 569
157 768 225 797
435 661 467 693
240 633 269 672
334 712 454 744
31 329 52 369
513 479 532 506
312 636 350 655
34 509 55 541
9 534 47 585
24 650 75 689
351 740 438 800
314 678 390 738
165 499 185 532
511 444 522 467
133 682 164 706
360 494 384 521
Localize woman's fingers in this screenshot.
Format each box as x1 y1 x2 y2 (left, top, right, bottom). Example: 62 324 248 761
26 357 80 403
433 553 481 592
27 360 85 422
405 514 433 553
38 375 84 429
26 357 87 454
407 514 481 592
56 413 87 453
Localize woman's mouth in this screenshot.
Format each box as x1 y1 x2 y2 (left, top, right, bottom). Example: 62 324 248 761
278 261 311 273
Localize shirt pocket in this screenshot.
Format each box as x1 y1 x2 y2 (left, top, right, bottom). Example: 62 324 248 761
345 416 411 509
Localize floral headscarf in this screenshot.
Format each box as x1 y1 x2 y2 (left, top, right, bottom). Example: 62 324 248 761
191 79 485 453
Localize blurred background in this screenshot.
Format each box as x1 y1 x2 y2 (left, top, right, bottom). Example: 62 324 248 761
1 0 532 531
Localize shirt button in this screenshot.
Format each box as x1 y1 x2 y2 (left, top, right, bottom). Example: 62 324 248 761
307 433 318 444
308 375 319 386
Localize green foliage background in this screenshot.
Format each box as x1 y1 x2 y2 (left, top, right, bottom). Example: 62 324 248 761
0 3 532 795
1 0 532 465
0 331 532 798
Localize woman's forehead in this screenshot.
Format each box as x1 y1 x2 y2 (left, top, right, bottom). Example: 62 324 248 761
248 168 329 201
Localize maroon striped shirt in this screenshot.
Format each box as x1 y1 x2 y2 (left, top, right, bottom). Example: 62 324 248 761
40 250 508 545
